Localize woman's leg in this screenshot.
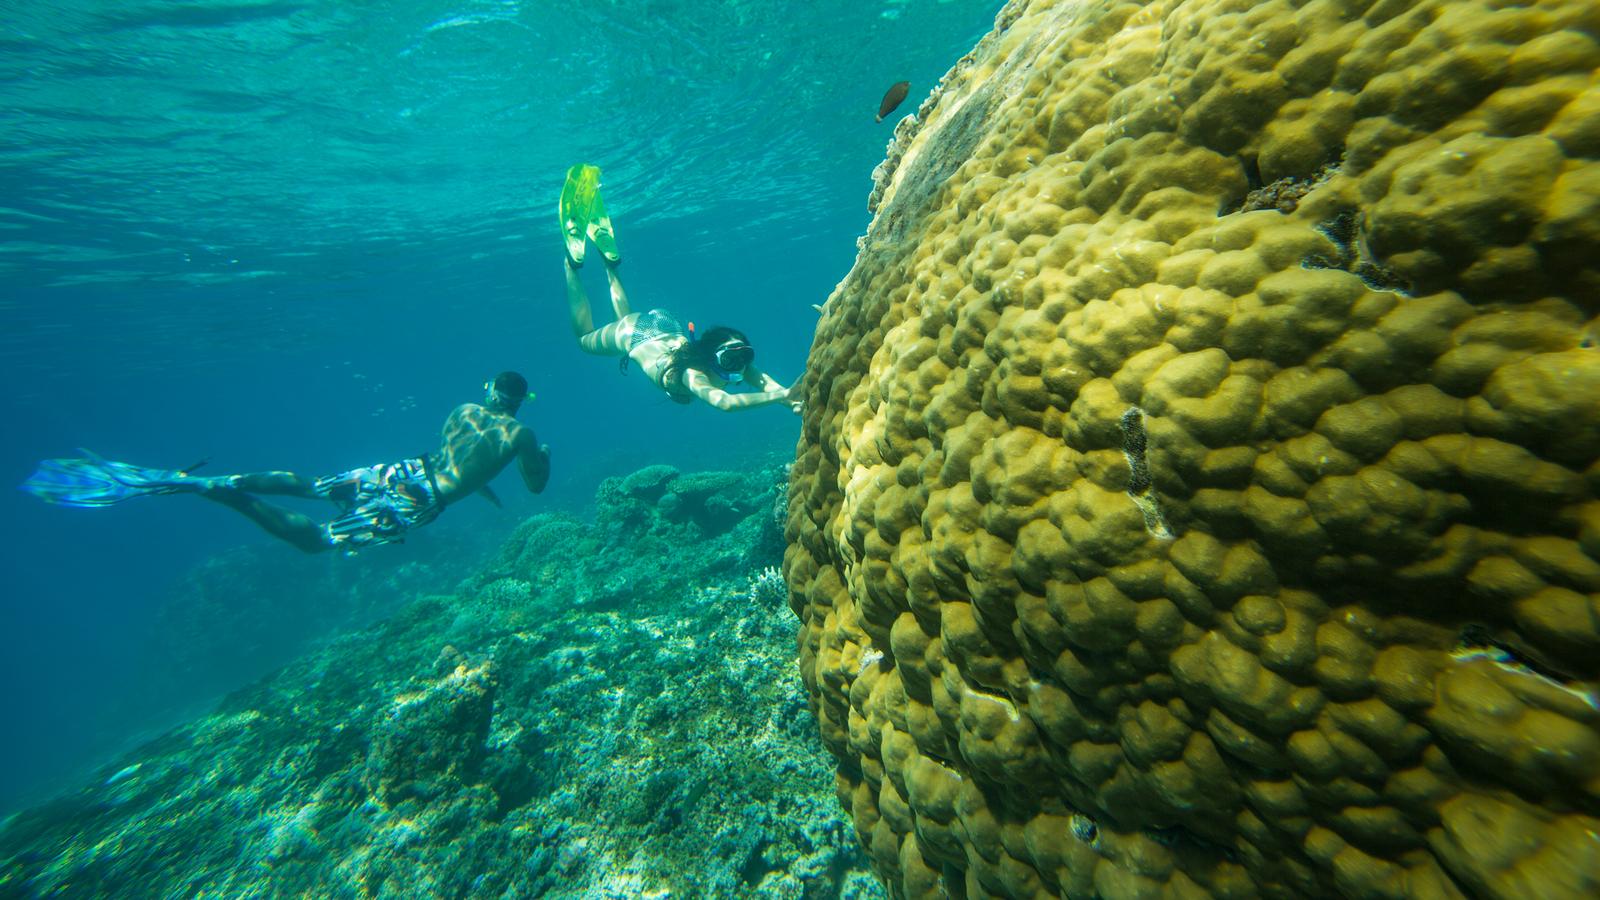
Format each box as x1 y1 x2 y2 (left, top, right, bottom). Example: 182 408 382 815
602 260 631 320
567 258 634 338
578 318 632 355
565 259 596 338
568 254 636 355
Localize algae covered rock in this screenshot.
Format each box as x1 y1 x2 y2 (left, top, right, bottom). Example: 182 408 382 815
364 659 496 805
788 0 1600 897
467 459 788 620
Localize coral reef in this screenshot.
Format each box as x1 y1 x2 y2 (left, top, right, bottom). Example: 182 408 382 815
0 460 878 898
789 0 1600 897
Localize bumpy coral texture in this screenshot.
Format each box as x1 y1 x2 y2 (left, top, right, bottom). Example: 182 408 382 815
786 0 1600 897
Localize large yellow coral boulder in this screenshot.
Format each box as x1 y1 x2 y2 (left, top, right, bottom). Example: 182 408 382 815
786 0 1600 897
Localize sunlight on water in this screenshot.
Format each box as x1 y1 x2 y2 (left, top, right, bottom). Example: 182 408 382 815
0 0 995 378
1 1 990 283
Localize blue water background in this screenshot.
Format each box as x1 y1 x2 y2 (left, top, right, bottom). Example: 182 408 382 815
0 0 998 813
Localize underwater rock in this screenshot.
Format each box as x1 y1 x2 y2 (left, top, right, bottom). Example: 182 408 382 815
467 458 790 618
594 462 784 541
660 470 751 533
364 661 496 805
791 0 1600 897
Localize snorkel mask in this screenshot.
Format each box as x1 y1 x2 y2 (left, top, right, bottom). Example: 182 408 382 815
484 381 536 408
714 341 754 382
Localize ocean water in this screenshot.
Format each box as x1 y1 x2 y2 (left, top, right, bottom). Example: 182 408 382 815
0 0 998 816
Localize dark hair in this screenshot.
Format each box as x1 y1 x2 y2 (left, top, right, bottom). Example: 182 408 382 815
493 371 528 396
680 326 753 375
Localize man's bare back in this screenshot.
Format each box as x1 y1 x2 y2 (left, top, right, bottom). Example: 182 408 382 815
434 403 550 503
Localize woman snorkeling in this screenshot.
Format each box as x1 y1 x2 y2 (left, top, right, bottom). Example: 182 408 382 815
558 164 800 413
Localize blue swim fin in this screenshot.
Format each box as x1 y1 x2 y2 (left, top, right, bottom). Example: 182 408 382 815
19 450 209 508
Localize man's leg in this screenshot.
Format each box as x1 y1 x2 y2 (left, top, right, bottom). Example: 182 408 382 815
223 471 321 498
198 486 331 554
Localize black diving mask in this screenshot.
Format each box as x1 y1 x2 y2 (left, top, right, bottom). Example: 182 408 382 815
714 342 754 378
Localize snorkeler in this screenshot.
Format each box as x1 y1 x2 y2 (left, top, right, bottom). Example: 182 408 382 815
20 372 552 554
559 164 801 413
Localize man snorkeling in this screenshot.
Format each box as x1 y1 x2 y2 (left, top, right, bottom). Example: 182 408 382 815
20 372 552 554
559 164 801 413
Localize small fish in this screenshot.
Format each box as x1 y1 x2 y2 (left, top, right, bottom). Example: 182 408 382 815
876 81 910 122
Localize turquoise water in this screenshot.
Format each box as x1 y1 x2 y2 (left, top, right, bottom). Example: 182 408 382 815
0 0 997 814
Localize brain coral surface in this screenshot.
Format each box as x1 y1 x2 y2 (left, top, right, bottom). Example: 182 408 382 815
785 0 1600 897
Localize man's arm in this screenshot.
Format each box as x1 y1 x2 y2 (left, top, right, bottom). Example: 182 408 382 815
516 429 551 493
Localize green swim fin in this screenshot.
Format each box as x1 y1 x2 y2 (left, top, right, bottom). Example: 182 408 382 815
585 189 619 265
559 164 597 265
558 164 619 266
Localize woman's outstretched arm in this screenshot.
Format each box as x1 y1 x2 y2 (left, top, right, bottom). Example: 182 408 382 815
743 365 789 393
684 368 796 412
746 365 804 414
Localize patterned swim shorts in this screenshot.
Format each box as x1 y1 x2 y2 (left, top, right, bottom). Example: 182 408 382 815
312 456 443 551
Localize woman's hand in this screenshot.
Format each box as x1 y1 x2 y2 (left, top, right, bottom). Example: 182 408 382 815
786 385 804 415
